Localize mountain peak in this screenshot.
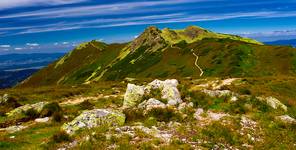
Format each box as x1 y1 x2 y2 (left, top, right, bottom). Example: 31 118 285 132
130 26 166 52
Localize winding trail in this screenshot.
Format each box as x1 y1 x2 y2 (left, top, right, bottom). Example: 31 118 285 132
192 49 204 77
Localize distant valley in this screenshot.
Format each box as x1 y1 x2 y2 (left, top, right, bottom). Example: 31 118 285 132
0 53 64 88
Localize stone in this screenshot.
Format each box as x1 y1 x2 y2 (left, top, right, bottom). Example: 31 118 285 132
276 115 296 124
0 125 27 133
123 84 145 108
194 108 229 121
35 117 50 123
6 102 48 117
201 89 233 97
257 96 287 111
61 109 125 135
138 98 166 111
147 79 182 106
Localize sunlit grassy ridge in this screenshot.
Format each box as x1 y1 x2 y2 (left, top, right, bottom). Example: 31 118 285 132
19 26 295 87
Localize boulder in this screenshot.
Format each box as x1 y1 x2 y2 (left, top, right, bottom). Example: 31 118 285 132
138 98 166 112
276 115 296 124
35 117 50 123
61 109 125 135
147 79 182 106
6 102 48 117
122 79 183 108
122 84 145 108
257 96 287 112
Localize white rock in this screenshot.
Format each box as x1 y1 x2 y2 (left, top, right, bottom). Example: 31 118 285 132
35 117 50 123
138 98 166 111
257 96 287 111
276 115 296 124
123 84 145 108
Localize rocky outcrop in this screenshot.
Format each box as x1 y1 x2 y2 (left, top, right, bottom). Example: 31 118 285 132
147 79 182 106
62 109 125 135
6 102 48 117
122 79 183 109
123 84 145 108
194 108 229 124
257 96 287 112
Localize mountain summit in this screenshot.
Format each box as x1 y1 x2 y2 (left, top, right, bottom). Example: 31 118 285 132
19 26 296 87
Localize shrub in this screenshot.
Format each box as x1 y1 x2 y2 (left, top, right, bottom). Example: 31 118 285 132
52 112 63 122
146 107 182 122
52 131 72 143
239 88 252 95
78 100 94 110
123 108 144 123
24 108 39 119
40 102 62 117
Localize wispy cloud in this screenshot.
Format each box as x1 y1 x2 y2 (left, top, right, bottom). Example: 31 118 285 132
26 43 40 47
0 45 11 48
0 0 89 10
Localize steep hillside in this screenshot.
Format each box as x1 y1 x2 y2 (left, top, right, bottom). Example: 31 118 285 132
19 26 296 87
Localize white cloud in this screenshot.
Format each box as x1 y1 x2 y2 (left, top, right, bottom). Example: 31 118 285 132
14 47 23 50
0 45 10 48
62 42 69 45
0 0 89 10
54 42 59 45
26 43 39 47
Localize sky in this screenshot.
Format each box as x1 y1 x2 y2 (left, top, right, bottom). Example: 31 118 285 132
1 0 296 54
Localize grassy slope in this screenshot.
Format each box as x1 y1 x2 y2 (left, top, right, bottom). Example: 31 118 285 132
19 26 296 87
20 41 126 87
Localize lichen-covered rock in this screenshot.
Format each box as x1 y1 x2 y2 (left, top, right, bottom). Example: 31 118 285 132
276 115 296 124
257 96 287 111
123 79 182 108
0 125 27 133
194 108 229 122
6 102 48 117
201 89 234 97
123 84 145 108
138 98 166 112
61 109 125 135
147 79 182 106
177 102 194 112
0 94 9 104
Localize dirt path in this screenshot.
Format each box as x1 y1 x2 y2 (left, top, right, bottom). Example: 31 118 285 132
192 50 204 77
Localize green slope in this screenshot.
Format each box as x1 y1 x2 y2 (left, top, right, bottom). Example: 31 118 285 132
19 26 296 87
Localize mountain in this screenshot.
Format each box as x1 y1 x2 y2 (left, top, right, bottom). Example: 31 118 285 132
266 39 296 47
0 53 64 88
19 26 296 87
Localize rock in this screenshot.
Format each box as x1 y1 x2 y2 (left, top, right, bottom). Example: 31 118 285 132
147 79 182 106
257 96 287 111
35 117 50 123
61 109 125 135
178 102 194 112
201 89 233 97
0 94 9 104
122 79 182 108
138 98 166 111
0 125 27 133
6 102 48 117
123 84 145 108
194 108 229 122
276 115 296 124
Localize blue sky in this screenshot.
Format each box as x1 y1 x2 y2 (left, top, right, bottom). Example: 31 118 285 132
1 0 296 54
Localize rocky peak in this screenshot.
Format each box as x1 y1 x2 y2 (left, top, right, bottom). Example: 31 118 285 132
130 26 166 52
183 26 207 39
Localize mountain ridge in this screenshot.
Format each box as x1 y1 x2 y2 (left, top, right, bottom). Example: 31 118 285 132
19 26 296 87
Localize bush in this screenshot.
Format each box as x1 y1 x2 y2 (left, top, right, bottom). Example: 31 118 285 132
52 112 63 122
52 131 72 143
40 102 62 117
123 108 144 123
24 108 39 119
239 88 251 95
146 107 182 122
78 100 94 110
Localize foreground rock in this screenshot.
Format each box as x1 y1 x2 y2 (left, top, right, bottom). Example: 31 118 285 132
123 84 145 108
276 115 296 124
257 96 287 112
62 109 125 135
0 125 27 133
6 102 48 117
123 79 182 108
147 79 182 106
